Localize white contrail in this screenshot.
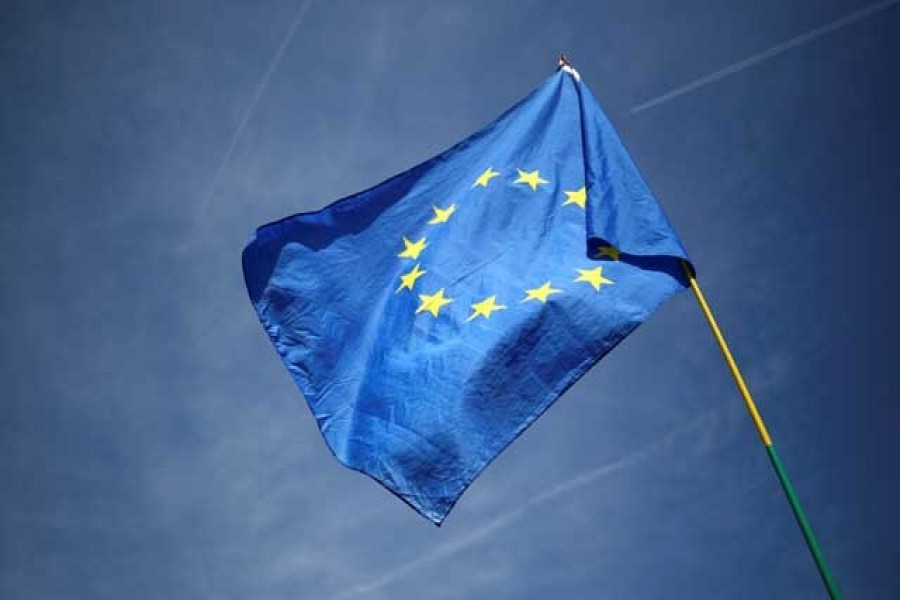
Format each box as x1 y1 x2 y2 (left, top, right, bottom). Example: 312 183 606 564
331 411 715 600
631 0 900 114
198 0 315 210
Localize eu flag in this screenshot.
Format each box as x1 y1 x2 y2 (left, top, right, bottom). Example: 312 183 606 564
242 68 690 524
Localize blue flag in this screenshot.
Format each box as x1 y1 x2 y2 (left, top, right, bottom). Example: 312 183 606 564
242 69 690 524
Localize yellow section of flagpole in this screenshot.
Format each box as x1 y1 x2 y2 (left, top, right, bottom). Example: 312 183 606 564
680 260 773 446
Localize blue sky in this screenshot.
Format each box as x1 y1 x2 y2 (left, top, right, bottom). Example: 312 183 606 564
2 0 899 598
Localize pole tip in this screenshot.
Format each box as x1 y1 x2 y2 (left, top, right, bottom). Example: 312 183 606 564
557 54 580 81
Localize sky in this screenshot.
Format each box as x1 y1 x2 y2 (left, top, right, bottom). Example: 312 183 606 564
1 0 899 598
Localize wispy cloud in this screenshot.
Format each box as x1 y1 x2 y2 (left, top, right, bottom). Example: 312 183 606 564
197 0 315 211
331 410 716 600
631 0 900 114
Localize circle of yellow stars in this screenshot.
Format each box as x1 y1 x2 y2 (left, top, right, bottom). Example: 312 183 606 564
395 167 620 321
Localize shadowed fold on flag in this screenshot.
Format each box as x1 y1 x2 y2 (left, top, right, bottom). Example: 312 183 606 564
242 70 690 524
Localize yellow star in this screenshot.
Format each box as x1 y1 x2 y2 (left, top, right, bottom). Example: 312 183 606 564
416 288 453 317
398 236 427 260
515 169 549 191
467 295 507 322
575 266 614 292
396 263 427 292
563 186 586 209
522 281 562 304
594 245 620 261
473 168 500 188
428 203 457 224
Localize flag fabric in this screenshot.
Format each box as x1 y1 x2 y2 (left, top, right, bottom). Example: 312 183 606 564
242 69 690 524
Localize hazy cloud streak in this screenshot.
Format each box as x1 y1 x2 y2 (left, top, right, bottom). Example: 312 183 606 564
198 0 315 210
332 410 716 600
631 0 900 114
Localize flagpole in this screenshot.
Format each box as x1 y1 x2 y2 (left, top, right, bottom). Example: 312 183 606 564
556 54 839 596
679 260 842 599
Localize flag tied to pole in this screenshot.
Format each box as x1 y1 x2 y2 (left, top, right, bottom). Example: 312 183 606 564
242 69 690 524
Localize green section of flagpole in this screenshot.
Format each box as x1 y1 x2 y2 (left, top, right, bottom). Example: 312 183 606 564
766 445 842 599
680 261 841 599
